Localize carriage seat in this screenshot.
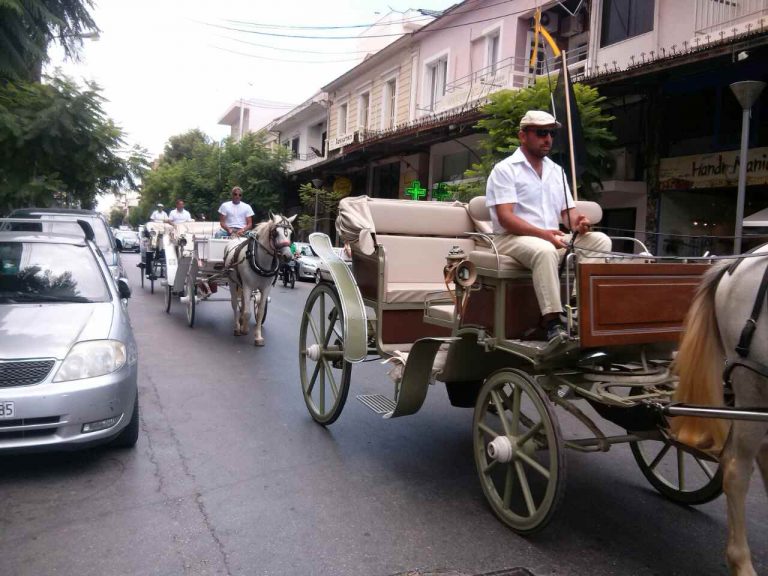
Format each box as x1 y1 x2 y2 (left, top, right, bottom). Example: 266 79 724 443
466 195 604 274
362 198 477 305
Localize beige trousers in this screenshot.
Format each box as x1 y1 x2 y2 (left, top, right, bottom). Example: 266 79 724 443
493 231 612 316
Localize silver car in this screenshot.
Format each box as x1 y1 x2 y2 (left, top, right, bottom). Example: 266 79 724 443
0 220 139 453
294 242 322 281
9 208 126 282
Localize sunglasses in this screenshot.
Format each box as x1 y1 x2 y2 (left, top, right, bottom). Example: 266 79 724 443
527 128 558 138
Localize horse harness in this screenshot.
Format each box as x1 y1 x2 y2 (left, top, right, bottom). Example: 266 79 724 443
226 219 293 288
723 245 768 383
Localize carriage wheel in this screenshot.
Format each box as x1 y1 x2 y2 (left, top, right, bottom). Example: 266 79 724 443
164 283 172 313
299 283 351 425
473 369 566 534
185 267 196 328
630 435 722 505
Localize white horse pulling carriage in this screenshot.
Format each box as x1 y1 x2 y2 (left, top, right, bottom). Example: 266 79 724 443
299 195 768 575
162 215 295 343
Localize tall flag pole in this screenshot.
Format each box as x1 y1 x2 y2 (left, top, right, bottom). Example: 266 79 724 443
562 51 579 201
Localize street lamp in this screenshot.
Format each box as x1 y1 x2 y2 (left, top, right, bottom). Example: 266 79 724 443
311 178 323 232
729 80 765 254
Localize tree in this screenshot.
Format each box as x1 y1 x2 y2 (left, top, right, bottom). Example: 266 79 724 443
138 131 291 224
109 206 125 227
296 182 349 240
0 75 143 212
463 77 615 199
0 0 98 82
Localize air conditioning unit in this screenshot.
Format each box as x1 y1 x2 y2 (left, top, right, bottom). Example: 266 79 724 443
561 15 584 37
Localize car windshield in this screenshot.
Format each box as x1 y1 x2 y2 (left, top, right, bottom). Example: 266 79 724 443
4 216 113 253
0 242 110 303
299 246 316 257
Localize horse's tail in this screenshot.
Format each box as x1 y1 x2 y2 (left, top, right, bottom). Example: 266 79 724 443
671 263 730 453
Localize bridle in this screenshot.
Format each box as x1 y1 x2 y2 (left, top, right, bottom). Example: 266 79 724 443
241 218 294 279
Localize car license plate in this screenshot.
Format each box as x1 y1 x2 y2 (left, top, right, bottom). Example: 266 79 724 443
0 402 15 418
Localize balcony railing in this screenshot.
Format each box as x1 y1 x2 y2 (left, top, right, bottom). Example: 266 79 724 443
695 0 768 33
433 46 589 115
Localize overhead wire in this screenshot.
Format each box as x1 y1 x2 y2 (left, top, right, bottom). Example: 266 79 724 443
209 44 362 63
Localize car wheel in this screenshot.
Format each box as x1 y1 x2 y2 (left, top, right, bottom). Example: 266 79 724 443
111 393 140 448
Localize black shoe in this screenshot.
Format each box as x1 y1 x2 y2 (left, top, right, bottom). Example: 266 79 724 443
546 322 567 342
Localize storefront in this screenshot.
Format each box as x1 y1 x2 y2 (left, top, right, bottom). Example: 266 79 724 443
658 147 768 256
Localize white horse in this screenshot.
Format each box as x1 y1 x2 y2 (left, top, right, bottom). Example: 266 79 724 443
672 243 768 576
223 213 295 346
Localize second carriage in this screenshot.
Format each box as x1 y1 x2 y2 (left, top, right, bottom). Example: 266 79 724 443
299 195 728 534
160 222 269 327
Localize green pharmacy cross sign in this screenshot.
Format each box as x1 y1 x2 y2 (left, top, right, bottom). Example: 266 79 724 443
405 180 427 200
432 183 451 201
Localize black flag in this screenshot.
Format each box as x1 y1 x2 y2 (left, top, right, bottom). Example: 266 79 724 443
551 63 587 188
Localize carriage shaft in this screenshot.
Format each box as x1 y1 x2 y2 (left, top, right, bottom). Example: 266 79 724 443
664 404 768 422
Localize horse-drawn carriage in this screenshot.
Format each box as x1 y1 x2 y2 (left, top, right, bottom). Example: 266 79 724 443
299 195 767 553
138 221 169 293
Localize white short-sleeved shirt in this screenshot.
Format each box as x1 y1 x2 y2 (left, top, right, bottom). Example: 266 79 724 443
485 148 575 234
150 210 166 222
218 200 255 228
168 208 192 223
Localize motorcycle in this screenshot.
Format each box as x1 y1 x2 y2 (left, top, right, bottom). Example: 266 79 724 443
279 258 296 289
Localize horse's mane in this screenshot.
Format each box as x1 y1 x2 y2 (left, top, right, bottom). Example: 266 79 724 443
254 219 272 245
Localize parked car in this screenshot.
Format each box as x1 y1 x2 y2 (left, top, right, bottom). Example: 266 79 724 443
0 218 139 453
8 208 125 282
316 246 353 283
115 229 140 252
294 242 321 281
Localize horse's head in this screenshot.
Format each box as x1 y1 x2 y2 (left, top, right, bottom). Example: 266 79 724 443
269 213 296 262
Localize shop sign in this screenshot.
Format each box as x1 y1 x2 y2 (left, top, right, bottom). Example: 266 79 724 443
659 147 768 190
328 133 355 151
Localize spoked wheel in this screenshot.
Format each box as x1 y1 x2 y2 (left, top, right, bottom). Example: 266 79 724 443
164 283 172 313
185 266 196 328
299 283 351 425
473 369 566 534
630 433 722 505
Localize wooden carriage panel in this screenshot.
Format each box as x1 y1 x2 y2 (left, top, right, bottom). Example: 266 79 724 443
579 263 709 347
381 309 451 343
461 280 561 340
352 251 378 301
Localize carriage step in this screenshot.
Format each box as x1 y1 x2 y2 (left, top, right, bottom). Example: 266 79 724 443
356 394 396 414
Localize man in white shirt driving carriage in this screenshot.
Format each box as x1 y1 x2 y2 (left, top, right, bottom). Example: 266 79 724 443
486 110 612 342
149 203 166 222
217 186 254 237
167 198 192 224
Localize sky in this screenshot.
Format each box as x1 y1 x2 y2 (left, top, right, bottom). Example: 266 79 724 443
48 0 455 160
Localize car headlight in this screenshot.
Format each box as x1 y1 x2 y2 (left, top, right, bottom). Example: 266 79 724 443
53 340 127 382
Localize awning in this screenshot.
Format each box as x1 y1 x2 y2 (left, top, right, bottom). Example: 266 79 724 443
744 206 768 227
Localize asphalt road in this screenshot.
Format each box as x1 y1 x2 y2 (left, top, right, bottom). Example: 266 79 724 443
1 252 765 576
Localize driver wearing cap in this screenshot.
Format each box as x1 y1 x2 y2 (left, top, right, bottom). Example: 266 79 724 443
485 110 611 342
150 203 167 223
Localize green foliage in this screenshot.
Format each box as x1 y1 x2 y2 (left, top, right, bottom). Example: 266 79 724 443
138 131 291 224
0 0 98 82
296 182 349 239
108 206 124 227
463 77 615 199
0 75 144 212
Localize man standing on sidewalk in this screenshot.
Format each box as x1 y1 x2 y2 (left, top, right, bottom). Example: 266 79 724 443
218 186 254 237
486 110 612 342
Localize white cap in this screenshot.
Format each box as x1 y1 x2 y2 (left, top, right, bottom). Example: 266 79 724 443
156 203 164 208
520 110 561 129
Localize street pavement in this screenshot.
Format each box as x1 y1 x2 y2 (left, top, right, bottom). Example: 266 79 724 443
0 252 765 576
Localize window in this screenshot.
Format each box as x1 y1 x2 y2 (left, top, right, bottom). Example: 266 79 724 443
441 151 471 182
486 32 500 75
358 92 370 129
290 137 299 158
600 0 654 47
339 102 348 135
427 58 447 111
384 79 397 129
